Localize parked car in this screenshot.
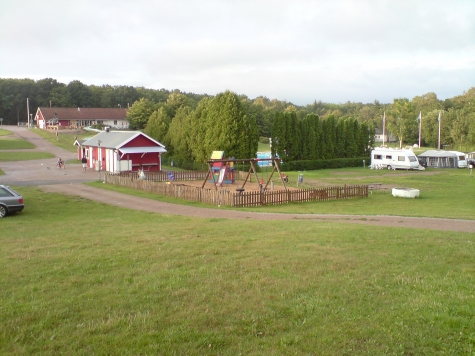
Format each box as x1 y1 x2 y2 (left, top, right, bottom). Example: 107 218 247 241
0 185 24 217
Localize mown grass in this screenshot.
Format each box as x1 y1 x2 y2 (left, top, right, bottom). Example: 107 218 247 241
0 128 13 136
0 130 54 161
1 186 474 355
0 151 55 162
0 137 35 150
32 128 93 153
261 167 475 219
88 167 475 220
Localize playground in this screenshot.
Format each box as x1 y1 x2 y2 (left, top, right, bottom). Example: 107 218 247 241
199 150 291 193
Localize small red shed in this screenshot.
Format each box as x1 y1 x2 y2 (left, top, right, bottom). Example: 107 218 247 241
78 131 167 173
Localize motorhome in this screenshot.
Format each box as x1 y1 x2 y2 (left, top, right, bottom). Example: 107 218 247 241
370 147 422 170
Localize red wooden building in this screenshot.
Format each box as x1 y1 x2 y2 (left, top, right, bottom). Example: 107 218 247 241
35 107 128 129
76 131 167 173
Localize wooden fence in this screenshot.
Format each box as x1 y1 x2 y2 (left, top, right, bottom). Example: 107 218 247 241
115 170 209 182
105 172 367 207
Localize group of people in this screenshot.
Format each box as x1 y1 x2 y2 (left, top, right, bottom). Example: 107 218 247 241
56 156 88 171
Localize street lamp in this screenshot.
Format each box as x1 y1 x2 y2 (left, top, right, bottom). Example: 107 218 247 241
97 140 102 180
437 111 441 150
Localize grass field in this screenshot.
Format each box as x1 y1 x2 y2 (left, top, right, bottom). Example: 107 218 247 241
1 178 474 355
89 167 475 220
31 128 93 153
1 129 475 354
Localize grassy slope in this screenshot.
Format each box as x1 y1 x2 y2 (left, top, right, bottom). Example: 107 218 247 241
1 187 474 355
1 130 475 354
89 167 475 220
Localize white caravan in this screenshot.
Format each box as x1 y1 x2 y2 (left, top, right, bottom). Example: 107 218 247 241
449 151 468 168
370 147 422 170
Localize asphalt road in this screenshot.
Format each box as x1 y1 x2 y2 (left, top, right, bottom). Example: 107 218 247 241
2 125 475 233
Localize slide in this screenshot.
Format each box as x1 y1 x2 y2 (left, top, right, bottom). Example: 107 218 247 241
217 166 227 186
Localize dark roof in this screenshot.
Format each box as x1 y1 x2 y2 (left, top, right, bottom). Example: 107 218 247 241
37 107 127 120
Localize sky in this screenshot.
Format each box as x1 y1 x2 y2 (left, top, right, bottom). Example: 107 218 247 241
1 0 474 106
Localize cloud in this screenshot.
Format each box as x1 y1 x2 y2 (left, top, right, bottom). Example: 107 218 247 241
1 0 474 105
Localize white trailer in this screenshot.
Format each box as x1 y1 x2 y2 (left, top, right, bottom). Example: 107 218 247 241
449 151 468 168
370 147 422 170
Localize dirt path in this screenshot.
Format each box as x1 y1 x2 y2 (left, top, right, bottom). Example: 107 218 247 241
2 125 475 233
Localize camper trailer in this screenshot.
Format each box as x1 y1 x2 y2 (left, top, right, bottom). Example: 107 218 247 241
449 151 468 168
370 147 423 170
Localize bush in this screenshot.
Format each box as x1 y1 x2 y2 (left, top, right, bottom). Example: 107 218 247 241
281 157 370 171
161 156 207 171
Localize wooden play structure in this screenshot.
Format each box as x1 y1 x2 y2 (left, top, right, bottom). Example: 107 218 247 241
207 151 236 185
202 151 288 193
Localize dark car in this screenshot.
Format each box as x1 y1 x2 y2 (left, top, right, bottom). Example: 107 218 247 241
0 185 24 217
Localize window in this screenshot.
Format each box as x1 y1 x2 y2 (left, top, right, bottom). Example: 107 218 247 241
458 155 465 161
385 155 392 159
397 156 406 162
408 156 417 162
0 188 13 197
114 120 118 125
374 154 382 160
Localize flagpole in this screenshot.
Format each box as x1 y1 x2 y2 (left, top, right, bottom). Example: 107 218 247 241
418 111 422 148
382 112 386 147
437 111 441 149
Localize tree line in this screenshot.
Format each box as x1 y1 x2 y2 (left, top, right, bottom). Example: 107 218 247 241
271 112 372 163
1 78 474 152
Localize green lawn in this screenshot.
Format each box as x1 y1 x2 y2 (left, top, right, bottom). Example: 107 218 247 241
1 185 474 355
32 128 93 153
90 167 475 220
0 151 55 161
0 138 35 150
0 128 13 136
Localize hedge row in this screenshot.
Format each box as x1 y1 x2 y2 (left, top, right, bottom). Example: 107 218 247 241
281 157 370 171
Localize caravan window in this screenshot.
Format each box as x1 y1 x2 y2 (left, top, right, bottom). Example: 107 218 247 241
397 156 405 162
458 155 465 161
408 156 417 162
374 154 382 160
385 155 392 159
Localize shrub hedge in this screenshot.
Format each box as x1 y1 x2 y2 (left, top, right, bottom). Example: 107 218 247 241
281 156 370 171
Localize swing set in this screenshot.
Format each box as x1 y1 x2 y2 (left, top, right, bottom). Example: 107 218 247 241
202 155 288 193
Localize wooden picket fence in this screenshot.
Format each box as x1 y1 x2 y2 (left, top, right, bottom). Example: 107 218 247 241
114 170 209 182
105 172 367 207
233 185 368 207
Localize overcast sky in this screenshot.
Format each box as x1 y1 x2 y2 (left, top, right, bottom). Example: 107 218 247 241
1 0 474 106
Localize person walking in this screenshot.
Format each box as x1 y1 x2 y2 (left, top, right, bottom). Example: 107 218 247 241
81 156 87 172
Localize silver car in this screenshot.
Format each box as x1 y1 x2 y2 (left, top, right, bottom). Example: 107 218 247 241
0 185 24 217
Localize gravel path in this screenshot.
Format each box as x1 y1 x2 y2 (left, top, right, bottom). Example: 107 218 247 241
2 125 475 233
